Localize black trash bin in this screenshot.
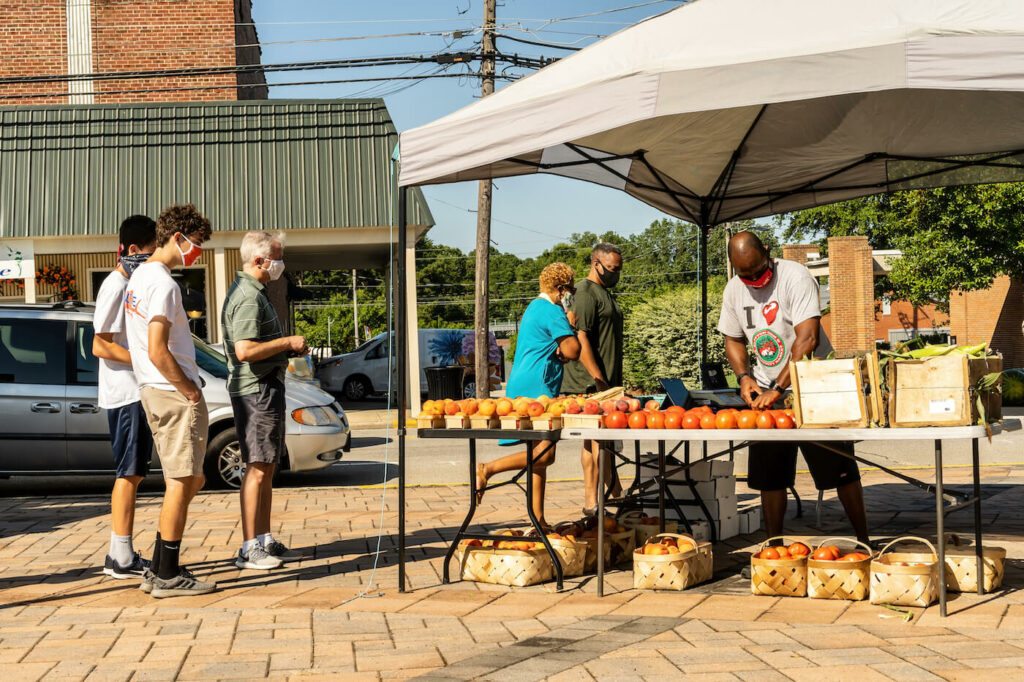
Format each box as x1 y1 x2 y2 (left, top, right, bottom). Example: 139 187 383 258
424 365 465 401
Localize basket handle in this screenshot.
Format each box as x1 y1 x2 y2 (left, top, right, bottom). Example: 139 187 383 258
617 510 644 522
756 535 794 551
814 537 874 556
649 532 699 546
877 535 937 558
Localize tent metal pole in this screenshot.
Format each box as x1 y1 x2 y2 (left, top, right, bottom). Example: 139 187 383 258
397 186 408 592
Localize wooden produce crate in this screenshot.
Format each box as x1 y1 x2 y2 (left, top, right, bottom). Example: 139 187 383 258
498 415 532 430
790 357 873 428
531 416 562 431
417 415 444 429
444 414 470 429
888 355 1002 427
468 415 500 429
561 414 603 429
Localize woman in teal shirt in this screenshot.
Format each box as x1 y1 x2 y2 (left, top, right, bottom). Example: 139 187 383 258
476 263 580 529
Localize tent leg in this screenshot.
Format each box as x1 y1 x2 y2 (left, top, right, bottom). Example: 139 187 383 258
698 221 709 383
397 186 408 592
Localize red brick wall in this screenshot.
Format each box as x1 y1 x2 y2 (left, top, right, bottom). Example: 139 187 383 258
0 1 265 105
781 244 819 265
0 2 68 105
827 236 875 356
950 276 1024 368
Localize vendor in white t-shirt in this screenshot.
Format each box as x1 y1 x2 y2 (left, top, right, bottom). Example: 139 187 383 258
718 231 869 544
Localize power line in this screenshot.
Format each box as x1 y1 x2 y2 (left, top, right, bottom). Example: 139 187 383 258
496 34 583 52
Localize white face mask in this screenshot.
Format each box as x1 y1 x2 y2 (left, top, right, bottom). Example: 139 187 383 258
261 259 285 281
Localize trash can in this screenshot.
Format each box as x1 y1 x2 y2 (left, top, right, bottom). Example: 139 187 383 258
424 366 465 401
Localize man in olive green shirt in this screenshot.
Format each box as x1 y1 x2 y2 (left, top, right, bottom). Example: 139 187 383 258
222 231 308 570
562 243 624 515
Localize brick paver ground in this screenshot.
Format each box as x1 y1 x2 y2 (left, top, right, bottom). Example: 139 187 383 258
1 457 1023 680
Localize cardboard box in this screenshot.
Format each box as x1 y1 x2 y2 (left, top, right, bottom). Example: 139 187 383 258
738 507 762 535
700 494 738 520
715 514 739 540
686 459 734 482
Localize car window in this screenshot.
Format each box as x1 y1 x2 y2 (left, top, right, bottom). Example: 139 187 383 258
365 342 385 360
193 335 229 379
74 323 99 385
0 318 67 385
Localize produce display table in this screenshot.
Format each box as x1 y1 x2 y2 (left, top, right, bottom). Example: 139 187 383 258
562 420 1021 616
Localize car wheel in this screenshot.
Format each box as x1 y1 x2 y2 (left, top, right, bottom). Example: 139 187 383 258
463 379 476 399
205 428 246 489
343 375 371 401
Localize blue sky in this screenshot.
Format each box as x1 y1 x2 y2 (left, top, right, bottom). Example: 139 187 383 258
250 1 685 256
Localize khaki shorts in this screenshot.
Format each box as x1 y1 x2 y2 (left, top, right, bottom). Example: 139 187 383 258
140 386 209 479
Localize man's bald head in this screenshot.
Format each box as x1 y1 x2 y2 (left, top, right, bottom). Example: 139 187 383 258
728 231 770 278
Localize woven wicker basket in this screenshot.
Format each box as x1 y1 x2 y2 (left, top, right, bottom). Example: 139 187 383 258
455 543 553 586
943 534 1006 593
633 533 712 591
582 528 636 572
869 536 939 607
524 529 588 578
619 510 679 546
807 537 873 601
751 536 808 597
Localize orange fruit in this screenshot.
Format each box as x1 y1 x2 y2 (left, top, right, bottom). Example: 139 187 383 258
715 411 737 429
699 413 717 429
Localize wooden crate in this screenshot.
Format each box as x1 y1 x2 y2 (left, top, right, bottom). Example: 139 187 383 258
444 415 470 429
889 355 1002 427
790 357 873 428
531 416 562 431
417 415 444 429
561 414 603 429
468 415 500 429
498 416 532 430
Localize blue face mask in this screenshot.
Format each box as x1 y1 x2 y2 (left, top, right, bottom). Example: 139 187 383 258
120 253 149 278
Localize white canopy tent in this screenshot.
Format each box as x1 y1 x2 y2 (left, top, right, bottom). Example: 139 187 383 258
392 0 1024 589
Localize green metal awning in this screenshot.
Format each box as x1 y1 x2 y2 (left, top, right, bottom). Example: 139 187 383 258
0 99 433 239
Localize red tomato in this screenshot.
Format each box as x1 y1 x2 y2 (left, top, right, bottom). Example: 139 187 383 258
699 413 717 429
784 408 796 419
682 413 701 429
759 547 779 560
664 412 683 429
756 412 776 429
737 410 758 429
775 414 795 429
715 411 737 429
788 542 810 558
628 411 647 429
646 411 665 429
604 411 627 429
774 546 791 559
666 405 686 415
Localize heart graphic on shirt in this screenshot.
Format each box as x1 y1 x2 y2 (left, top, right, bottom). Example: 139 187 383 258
762 301 779 325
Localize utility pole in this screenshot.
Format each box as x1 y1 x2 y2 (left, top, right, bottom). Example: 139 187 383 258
474 0 496 400
351 269 359 346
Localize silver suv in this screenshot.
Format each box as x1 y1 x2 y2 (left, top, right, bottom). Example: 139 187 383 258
0 302 350 488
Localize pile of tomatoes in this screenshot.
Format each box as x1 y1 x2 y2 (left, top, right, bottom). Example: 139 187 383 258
603 403 796 430
755 542 810 560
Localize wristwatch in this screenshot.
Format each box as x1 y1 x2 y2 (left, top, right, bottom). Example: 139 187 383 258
737 372 751 383
768 379 781 392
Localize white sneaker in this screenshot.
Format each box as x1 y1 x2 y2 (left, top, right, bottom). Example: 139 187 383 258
235 545 283 570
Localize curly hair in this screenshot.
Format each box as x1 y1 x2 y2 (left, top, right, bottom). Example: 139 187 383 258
154 204 212 247
539 262 576 294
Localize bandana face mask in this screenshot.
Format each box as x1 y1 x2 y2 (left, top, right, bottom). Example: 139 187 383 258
119 253 149 277
739 259 774 289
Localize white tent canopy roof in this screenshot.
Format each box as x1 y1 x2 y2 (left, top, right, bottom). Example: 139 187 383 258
398 0 1024 224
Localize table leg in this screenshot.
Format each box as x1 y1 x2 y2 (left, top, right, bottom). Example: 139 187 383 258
935 439 947 617
597 443 605 598
525 441 563 591
443 438 479 585
973 438 984 596
658 441 667 533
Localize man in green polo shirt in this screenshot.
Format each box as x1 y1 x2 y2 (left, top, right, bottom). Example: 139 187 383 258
562 243 625 516
222 231 308 570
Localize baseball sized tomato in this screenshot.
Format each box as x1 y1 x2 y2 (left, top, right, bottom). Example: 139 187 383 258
758 547 780 560
775 414 795 429
715 411 737 429
737 410 758 430
628 411 647 429
788 542 810 558
784 408 796 419
666 405 686 415
774 546 791 559
664 411 683 430
646 411 666 429
811 545 841 561
604 411 627 429
756 412 776 429
681 413 701 429
699 413 718 429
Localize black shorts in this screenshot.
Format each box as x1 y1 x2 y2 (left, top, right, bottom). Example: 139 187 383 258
107 401 154 478
230 378 286 465
747 441 860 491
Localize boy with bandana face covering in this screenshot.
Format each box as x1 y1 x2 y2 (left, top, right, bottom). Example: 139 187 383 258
718 231 869 544
93 215 158 579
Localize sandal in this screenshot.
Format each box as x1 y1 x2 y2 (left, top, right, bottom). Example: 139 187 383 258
475 463 488 504
582 505 598 518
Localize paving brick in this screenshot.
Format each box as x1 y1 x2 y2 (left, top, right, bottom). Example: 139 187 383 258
784 664 895 682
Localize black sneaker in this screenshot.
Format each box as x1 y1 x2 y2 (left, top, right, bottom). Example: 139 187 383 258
103 552 150 579
150 568 216 599
264 540 302 563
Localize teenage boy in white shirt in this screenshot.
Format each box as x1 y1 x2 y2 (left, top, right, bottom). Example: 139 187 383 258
124 204 214 597
93 215 157 578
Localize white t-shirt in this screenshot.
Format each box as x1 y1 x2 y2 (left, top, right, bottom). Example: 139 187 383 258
717 258 822 388
93 270 140 409
124 262 201 392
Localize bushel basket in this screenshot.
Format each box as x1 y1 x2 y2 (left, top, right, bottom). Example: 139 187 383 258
581 528 636 572
619 510 679 546
944 534 1006 593
870 536 939 607
807 538 873 601
455 543 553 587
633 533 712 591
751 536 808 597
525 530 588 578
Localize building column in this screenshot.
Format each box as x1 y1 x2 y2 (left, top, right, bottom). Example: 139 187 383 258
827 236 874 356
23 276 36 304
781 244 819 265
65 0 95 104
404 226 421 417
211 247 229 344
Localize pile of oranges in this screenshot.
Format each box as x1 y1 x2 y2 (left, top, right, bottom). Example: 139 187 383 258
602 403 797 430
756 542 810 560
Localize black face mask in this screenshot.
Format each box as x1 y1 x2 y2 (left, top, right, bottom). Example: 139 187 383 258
120 253 149 278
596 262 620 289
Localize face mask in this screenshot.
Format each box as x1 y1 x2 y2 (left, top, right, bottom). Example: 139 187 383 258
560 291 573 312
176 234 202 267
261 259 285 281
119 253 149 278
596 262 620 288
739 259 774 289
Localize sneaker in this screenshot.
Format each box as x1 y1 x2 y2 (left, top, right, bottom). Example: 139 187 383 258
103 552 150 579
264 540 302 563
150 568 217 598
235 545 283 570
139 567 155 593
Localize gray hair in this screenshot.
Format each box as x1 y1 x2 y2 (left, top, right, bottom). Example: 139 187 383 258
240 230 284 264
592 242 622 261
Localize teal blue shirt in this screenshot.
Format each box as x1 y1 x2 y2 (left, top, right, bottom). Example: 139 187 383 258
506 297 575 399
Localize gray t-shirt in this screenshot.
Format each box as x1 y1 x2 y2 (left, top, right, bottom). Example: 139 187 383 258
717 258 821 388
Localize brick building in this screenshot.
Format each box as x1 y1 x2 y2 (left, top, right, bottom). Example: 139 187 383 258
0 0 266 105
